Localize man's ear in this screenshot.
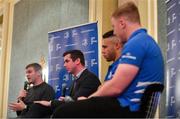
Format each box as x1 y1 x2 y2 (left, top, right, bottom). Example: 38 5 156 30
75 58 81 65
119 17 126 29
115 42 121 50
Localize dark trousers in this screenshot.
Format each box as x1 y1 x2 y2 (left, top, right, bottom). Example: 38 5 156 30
52 97 139 118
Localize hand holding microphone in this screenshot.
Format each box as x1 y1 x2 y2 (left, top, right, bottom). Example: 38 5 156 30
9 81 28 112
17 89 27 100
60 83 74 102
24 81 30 91
17 81 29 100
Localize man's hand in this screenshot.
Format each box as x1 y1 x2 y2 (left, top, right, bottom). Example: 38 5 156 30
77 96 88 100
58 96 65 101
34 100 51 107
9 100 26 111
17 89 27 100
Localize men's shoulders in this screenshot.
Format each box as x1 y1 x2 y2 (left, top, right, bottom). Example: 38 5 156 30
42 82 55 99
81 69 93 77
41 82 51 87
120 35 148 67
84 69 98 79
40 82 55 95
80 69 100 84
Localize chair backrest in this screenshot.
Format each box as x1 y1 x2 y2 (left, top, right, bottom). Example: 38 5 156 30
139 83 164 118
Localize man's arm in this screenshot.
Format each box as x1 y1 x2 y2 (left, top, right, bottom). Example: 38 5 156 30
9 99 27 111
17 89 27 100
22 84 55 118
89 64 139 98
8 89 27 116
42 85 55 100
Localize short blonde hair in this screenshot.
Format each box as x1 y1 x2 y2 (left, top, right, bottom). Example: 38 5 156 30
112 2 140 24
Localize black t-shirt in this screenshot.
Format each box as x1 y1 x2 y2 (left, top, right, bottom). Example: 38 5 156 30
24 82 55 104
18 82 55 118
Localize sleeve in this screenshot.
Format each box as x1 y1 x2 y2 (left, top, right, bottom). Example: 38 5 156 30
41 84 55 101
73 74 101 100
120 40 146 67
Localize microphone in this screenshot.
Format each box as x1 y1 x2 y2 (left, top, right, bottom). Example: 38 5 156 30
24 81 30 91
61 83 67 97
64 96 74 102
18 81 29 101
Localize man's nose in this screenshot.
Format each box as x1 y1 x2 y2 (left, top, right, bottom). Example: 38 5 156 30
102 50 105 54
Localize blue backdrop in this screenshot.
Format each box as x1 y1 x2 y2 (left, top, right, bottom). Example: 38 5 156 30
166 0 180 118
48 22 99 98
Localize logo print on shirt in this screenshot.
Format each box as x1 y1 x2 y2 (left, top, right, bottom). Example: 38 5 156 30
122 52 137 60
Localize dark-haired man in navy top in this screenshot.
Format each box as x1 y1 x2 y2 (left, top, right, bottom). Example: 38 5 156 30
102 30 124 82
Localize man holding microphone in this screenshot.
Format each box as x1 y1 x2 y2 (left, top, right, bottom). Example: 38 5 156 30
9 63 55 118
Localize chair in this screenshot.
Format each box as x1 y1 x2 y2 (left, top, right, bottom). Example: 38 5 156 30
139 83 164 118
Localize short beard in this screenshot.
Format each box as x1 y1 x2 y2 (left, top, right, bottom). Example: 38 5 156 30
106 59 113 62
